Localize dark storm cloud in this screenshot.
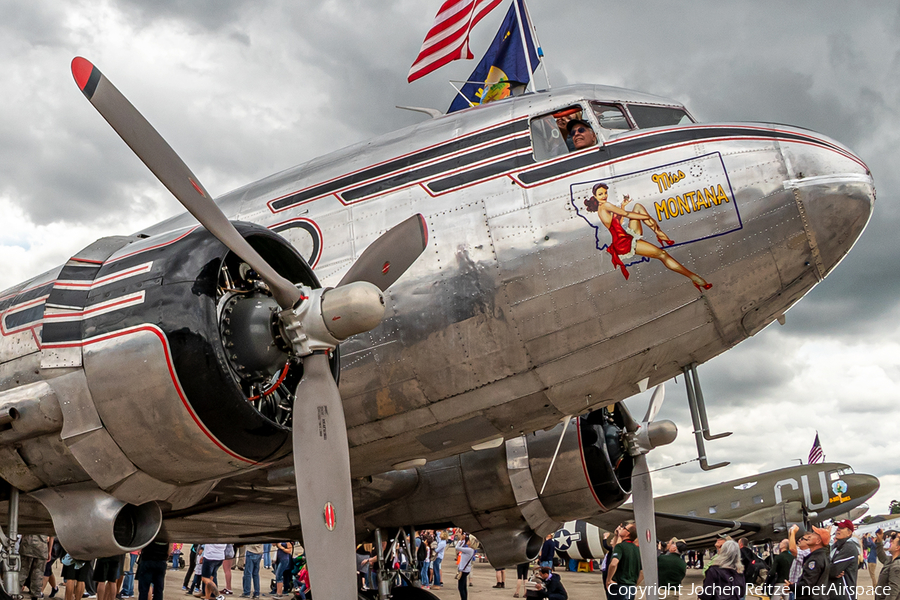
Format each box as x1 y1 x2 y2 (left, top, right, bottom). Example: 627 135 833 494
116 0 253 33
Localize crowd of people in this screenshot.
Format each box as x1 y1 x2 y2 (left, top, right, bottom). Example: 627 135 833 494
8 520 898 600
587 519 900 600
8 537 310 600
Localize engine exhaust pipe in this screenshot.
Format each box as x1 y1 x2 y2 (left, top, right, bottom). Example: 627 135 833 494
30 483 162 559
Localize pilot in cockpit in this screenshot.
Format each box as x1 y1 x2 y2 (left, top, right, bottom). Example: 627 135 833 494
555 108 582 150
566 118 598 150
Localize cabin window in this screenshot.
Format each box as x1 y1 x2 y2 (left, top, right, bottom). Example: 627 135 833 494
687 510 697 517
529 105 597 161
753 495 764 505
709 506 717 514
626 104 693 128
829 471 839 481
731 500 740 509
590 102 633 131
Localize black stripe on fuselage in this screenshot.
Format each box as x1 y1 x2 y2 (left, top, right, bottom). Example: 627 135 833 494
46 289 91 309
41 320 82 343
341 137 529 201
3 305 44 329
57 264 102 281
270 119 529 209
0 282 54 312
426 153 536 193
518 126 841 185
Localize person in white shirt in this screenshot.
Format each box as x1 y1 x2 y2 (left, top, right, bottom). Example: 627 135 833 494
201 544 228 600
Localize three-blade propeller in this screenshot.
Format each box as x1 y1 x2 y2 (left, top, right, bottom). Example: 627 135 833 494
621 384 677 600
72 57 427 599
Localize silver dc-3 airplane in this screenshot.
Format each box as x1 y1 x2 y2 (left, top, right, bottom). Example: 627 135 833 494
0 51 874 600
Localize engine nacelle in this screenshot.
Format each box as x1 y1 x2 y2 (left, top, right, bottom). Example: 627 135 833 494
0 223 323 516
356 408 633 567
30 483 162 559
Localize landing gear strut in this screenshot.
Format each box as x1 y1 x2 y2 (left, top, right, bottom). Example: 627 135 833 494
368 528 438 599
0 487 21 600
683 363 731 471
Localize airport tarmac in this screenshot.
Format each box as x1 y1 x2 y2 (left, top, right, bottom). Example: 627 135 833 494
154 546 883 600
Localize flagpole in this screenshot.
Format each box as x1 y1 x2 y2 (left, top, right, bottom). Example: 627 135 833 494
819 431 826 462
520 0 550 90
448 81 476 109
511 0 536 93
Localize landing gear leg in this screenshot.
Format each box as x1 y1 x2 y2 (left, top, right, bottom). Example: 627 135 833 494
369 528 438 600
0 487 21 600
374 528 392 600
683 363 731 470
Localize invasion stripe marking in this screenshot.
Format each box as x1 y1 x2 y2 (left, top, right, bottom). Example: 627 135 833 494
270 119 529 210
517 126 858 185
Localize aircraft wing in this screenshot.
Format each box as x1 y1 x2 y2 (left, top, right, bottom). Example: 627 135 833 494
588 508 761 549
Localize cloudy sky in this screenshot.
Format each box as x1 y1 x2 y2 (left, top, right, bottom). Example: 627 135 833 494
0 2 897 517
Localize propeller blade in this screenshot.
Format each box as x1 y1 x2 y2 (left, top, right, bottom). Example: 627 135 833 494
643 384 665 423
631 454 659 599
619 401 640 434
337 214 428 291
71 57 301 310
291 352 358 599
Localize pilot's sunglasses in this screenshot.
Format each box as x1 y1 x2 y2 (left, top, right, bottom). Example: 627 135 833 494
571 127 589 134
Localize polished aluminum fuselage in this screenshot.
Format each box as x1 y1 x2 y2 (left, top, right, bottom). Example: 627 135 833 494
0 84 875 485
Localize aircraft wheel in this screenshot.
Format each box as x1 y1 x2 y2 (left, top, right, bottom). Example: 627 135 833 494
389 586 441 599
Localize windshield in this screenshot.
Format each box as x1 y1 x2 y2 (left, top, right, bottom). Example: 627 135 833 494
589 102 632 130
627 104 693 128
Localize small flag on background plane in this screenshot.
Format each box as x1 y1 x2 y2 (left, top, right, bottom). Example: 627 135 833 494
447 0 540 113
808 432 824 464
408 0 504 83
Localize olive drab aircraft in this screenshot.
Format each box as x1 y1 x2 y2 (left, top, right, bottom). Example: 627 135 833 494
0 48 874 600
550 462 880 561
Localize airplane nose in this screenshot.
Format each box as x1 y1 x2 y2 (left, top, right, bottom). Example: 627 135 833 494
847 473 881 502
781 133 875 278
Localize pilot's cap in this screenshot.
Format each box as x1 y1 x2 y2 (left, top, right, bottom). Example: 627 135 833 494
835 519 855 532
566 119 593 134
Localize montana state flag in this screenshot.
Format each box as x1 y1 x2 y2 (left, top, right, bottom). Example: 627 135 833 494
447 0 540 113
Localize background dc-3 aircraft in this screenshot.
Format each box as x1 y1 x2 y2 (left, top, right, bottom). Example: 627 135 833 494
0 41 875 600
551 461 878 561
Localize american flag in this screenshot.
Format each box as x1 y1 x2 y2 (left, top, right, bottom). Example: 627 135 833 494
408 0 504 83
808 433 824 464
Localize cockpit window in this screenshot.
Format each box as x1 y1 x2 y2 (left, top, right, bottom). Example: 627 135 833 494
627 104 693 128
529 105 597 161
590 102 633 131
